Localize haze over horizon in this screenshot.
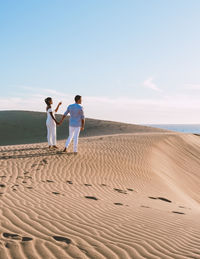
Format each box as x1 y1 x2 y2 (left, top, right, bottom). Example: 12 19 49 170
1 0 200 124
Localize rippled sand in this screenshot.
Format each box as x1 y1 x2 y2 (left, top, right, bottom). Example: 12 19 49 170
0 132 200 258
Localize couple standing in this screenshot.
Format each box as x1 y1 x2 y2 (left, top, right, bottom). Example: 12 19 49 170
45 95 85 153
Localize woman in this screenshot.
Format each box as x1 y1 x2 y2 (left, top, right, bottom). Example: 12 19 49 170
45 97 62 148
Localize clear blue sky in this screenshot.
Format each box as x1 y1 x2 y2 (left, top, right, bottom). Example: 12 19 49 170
1 0 200 123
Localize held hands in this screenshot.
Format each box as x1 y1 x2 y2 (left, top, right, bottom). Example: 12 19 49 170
57 120 63 126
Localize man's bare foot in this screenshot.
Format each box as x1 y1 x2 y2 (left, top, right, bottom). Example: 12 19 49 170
63 147 67 152
52 145 58 149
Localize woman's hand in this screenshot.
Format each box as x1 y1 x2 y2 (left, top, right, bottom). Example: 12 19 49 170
58 120 63 126
55 102 62 112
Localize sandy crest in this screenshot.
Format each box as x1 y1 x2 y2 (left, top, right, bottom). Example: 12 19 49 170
0 132 200 259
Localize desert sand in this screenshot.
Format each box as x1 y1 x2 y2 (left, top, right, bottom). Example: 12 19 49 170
0 111 165 146
0 128 200 258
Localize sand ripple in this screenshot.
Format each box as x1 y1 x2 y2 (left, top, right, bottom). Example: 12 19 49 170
0 133 200 258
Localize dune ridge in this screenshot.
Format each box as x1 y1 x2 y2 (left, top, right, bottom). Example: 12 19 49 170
0 132 200 258
0 110 165 146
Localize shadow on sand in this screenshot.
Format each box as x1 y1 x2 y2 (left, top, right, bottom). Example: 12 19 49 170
0 147 48 153
0 150 75 160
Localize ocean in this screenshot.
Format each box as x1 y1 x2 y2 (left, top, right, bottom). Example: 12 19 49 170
147 124 200 134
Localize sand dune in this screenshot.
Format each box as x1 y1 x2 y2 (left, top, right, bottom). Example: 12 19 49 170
0 111 165 146
0 132 200 258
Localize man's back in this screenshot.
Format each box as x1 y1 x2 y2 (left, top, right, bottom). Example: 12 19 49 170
64 103 84 127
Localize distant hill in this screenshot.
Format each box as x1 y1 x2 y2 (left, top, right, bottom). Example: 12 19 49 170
0 111 165 146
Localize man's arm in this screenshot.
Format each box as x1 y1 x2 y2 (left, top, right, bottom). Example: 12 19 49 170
80 107 85 131
81 119 85 131
59 106 69 125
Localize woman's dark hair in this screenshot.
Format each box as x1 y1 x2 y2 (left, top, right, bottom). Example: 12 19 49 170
75 95 81 103
45 97 52 105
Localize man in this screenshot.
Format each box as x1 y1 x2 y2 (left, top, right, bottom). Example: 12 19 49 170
59 95 85 153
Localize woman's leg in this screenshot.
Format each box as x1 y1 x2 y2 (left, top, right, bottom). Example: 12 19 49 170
65 126 75 149
73 127 81 152
47 124 52 146
52 124 57 146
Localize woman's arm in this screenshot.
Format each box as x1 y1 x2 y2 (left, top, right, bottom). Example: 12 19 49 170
55 102 62 112
50 112 59 125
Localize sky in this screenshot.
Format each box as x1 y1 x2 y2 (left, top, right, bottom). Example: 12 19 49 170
1 0 200 124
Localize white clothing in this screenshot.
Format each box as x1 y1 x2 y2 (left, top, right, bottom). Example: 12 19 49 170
65 126 81 152
46 108 56 126
46 108 56 146
47 123 56 146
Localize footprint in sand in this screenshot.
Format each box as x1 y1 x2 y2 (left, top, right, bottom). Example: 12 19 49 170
85 196 98 200
100 184 107 186
12 184 19 191
66 181 73 184
113 188 127 194
42 159 48 165
114 203 123 206
53 236 71 244
0 184 6 188
25 176 32 179
52 192 60 195
22 237 33 241
3 233 33 242
172 211 185 215
141 205 150 208
158 197 172 203
46 180 54 183
12 184 19 187
84 184 92 187
148 197 172 203
3 233 21 240
127 188 134 191
148 196 157 200
26 187 33 189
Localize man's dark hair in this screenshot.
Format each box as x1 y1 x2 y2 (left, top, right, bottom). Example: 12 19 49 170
45 97 52 105
75 95 81 103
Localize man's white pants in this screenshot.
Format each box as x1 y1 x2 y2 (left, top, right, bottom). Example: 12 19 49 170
46 123 56 146
65 126 81 152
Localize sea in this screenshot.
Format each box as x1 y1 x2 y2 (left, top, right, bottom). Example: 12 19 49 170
147 124 200 134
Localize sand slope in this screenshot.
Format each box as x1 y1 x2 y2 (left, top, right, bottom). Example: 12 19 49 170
0 132 200 258
0 111 165 146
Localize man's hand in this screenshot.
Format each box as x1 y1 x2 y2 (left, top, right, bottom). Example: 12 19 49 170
58 102 62 106
81 127 84 131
